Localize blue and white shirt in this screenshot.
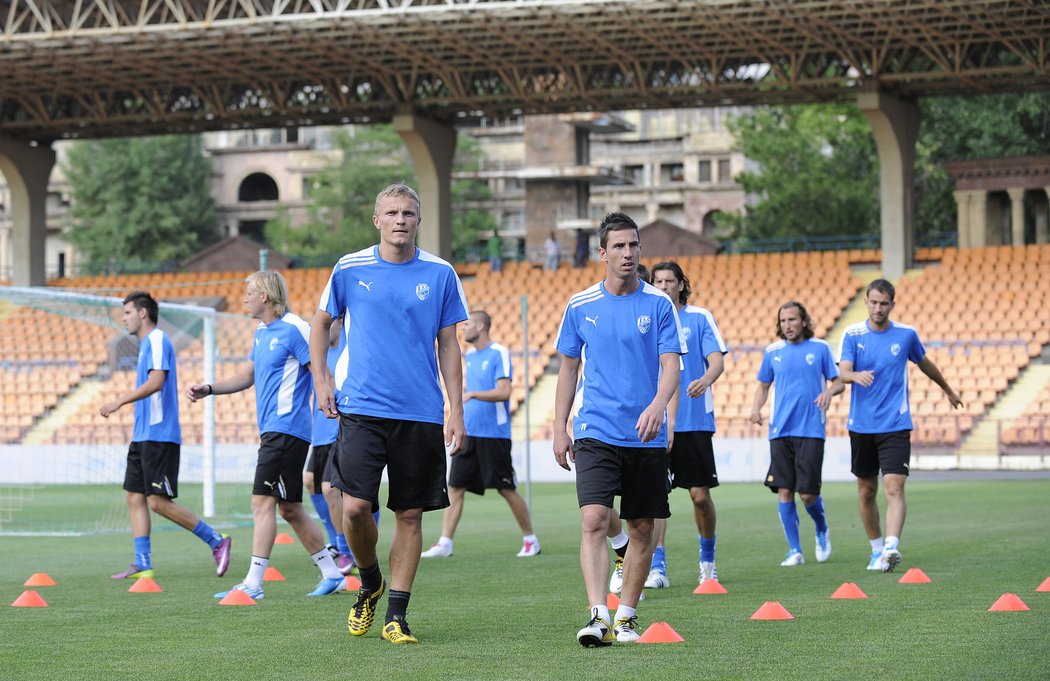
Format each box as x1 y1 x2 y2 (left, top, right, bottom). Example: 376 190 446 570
838 320 926 434
311 338 345 447
249 313 313 442
674 306 728 433
318 246 469 426
132 327 181 444
757 338 838 440
464 342 512 440
555 281 686 448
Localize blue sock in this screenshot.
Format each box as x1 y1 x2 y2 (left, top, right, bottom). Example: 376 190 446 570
778 501 801 554
650 545 666 572
310 493 337 545
133 535 152 569
372 510 381 527
805 496 828 534
335 533 351 556
192 520 223 549
699 534 716 563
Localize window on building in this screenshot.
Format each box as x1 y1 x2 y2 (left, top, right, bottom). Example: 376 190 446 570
624 164 644 185
661 163 684 184
717 158 732 184
698 160 712 183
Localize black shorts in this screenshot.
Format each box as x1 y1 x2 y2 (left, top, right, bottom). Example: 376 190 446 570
448 437 516 495
253 432 310 502
330 414 449 513
123 441 180 498
765 437 825 495
850 430 912 477
573 438 670 521
669 431 720 490
306 442 337 493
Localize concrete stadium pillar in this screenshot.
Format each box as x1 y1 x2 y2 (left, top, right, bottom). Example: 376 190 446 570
0 140 55 286
392 113 456 261
968 191 988 247
953 190 972 248
1007 187 1026 246
0 226 9 280
1039 188 1050 245
858 91 919 280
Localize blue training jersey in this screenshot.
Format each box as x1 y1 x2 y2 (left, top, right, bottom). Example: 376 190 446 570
838 320 926 434
132 327 181 444
464 342 512 440
756 338 838 440
674 305 728 433
311 338 344 447
249 313 313 442
318 245 469 425
554 281 686 448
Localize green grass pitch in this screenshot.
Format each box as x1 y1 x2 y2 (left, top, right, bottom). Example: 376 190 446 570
2 478 1048 680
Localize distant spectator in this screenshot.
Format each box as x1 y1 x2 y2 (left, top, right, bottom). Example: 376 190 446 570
574 229 590 268
487 234 502 273
544 232 561 271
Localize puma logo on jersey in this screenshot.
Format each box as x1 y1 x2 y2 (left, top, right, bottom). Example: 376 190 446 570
358 281 372 292
857 343 865 351
585 316 599 327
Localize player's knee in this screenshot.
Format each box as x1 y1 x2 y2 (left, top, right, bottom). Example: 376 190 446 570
343 497 374 521
145 494 168 512
581 506 610 534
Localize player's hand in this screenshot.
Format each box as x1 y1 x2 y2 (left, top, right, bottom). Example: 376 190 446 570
444 415 465 456
947 391 963 409
667 431 675 451
553 430 574 471
749 410 763 426
99 400 121 418
463 391 474 404
814 389 833 411
635 404 663 443
852 370 875 387
312 376 339 418
186 383 210 402
686 378 709 398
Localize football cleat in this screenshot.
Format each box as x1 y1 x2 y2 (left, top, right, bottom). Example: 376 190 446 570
613 615 640 643
815 529 831 563
780 550 805 567
699 561 719 584
609 556 625 594
382 616 419 644
576 607 615 647
111 564 154 580
347 577 386 636
307 576 347 597
337 553 356 576
866 549 886 571
420 542 452 558
516 539 541 557
644 569 670 589
214 582 264 600
212 535 232 577
882 547 902 573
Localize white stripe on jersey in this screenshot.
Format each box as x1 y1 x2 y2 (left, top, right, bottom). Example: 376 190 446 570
277 354 300 416
418 249 470 316
148 328 165 426
683 305 728 353
838 321 868 360
337 246 378 270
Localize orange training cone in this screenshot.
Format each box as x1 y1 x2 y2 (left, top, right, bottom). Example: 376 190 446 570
274 533 294 545
898 568 931 584
988 593 1030 612
12 590 48 607
831 582 868 599
750 601 794 620
606 593 620 610
345 575 362 591
637 622 685 643
694 579 728 595
24 573 56 587
128 577 163 593
219 589 257 606
263 567 285 582
1036 576 1050 592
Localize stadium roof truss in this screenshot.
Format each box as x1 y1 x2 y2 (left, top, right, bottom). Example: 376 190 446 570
1 0 1049 141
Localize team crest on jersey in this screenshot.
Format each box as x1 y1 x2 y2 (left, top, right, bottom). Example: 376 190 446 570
890 343 901 357
681 326 692 340
637 315 651 334
269 338 279 351
415 283 430 301
805 353 816 365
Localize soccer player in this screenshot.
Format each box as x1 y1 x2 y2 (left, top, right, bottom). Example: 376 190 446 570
646 260 727 588
553 212 685 646
102 292 231 580
188 271 345 600
421 310 540 559
838 279 962 572
311 183 469 645
750 301 843 566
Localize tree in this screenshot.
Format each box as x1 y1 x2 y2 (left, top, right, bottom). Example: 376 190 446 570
451 136 500 259
725 104 879 243
264 125 414 264
64 135 217 271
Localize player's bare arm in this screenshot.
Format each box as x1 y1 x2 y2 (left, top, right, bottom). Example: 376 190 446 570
916 356 963 408
838 360 874 387
553 354 580 470
686 351 725 398
187 365 254 402
438 323 466 456
814 377 845 411
750 381 771 426
100 369 166 417
636 353 681 443
309 309 338 418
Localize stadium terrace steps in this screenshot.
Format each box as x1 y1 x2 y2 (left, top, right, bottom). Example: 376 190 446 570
958 365 1050 458
511 370 559 442
825 268 885 350
23 379 108 445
